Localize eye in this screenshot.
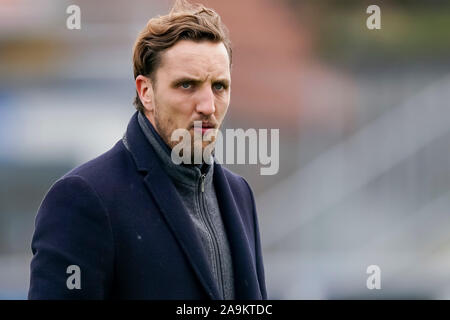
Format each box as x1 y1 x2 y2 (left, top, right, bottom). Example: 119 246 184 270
213 83 226 91
180 82 192 89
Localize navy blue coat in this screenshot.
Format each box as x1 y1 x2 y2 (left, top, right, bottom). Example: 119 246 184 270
28 112 267 300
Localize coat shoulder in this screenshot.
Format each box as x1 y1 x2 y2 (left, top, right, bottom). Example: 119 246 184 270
52 139 137 206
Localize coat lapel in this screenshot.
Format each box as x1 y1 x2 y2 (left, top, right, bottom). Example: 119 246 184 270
213 163 263 300
123 112 221 299
143 171 222 300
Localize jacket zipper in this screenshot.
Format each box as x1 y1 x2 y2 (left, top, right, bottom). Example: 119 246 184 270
198 173 225 299
201 173 205 193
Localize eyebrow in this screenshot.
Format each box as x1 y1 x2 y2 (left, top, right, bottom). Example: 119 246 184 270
171 76 230 87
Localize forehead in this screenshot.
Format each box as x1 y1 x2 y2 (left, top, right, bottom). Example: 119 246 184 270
158 40 230 79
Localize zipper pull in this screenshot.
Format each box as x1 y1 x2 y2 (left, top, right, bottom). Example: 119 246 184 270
201 174 206 193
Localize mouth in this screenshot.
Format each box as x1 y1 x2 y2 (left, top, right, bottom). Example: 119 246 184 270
192 122 217 134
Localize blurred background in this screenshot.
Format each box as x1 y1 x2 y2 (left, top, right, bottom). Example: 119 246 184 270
1 0 450 299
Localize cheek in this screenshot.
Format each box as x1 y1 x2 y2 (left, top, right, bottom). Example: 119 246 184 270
164 97 198 132
215 98 229 119
171 94 195 115
160 94 192 122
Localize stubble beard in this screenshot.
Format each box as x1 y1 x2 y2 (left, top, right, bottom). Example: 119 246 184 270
153 102 217 164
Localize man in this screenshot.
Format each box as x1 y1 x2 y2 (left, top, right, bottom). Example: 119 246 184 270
28 0 267 300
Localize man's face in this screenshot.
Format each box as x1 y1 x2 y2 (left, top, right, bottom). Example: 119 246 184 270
139 40 231 159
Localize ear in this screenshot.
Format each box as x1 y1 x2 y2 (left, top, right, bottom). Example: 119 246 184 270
135 75 155 113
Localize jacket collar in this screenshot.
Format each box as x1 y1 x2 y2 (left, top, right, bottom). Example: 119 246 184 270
123 111 263 300
136 111 214 189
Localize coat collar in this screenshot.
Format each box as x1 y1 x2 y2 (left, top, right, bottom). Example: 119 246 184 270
123 112 263 300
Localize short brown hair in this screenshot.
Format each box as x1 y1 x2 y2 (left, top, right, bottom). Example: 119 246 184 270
132 0 232 112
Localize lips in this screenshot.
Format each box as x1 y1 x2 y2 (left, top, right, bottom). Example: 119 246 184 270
192 122 216 135
191 122 216 129
201 123 215 129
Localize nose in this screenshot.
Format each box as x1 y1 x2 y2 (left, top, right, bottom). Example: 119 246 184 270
195 86 215 116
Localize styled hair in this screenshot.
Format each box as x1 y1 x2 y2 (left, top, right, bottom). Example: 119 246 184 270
132 0 232 112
